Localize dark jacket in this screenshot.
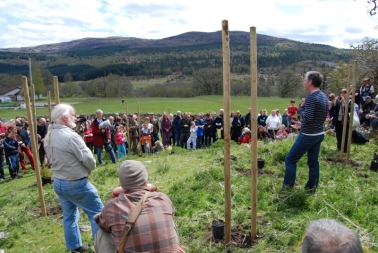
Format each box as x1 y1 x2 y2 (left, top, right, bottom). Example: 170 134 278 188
179 117 191 133
92 118 111 146
3 136 19 157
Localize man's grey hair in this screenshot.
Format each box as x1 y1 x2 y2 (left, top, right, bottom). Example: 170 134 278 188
301 219 363 253
305 71 323 88
96 109 103 114
44 103 74 147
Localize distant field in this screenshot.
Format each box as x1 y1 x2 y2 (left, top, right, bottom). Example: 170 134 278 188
0 96 296 120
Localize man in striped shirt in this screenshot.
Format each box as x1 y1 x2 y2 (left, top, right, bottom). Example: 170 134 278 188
283 71 328 192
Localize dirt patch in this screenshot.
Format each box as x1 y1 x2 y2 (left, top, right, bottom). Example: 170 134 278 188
357 173 370 178
205 221 267 249
32 205 63 218
236 168 278 177
324 157 363 168
218 155 238 163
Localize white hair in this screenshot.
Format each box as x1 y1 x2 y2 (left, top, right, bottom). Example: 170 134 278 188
44 103 75 147
301 219 362 253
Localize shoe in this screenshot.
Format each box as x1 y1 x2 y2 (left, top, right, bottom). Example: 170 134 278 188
71 244 88 253
17 175 23 179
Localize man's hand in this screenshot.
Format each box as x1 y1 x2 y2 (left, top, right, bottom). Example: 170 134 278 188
110 186 125 199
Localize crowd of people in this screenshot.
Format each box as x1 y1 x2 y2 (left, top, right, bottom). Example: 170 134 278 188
0 71 371 252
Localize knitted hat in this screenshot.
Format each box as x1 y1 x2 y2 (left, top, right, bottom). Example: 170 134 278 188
118 160 148 191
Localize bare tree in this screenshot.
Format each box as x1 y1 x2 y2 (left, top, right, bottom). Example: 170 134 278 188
192 68 222 95
276 69 302 97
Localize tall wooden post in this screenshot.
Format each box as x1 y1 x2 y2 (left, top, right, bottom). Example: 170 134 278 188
53 76 60 104
250 26 258 240
31 85 38 152
222 20 231 246
340 66 352 160
47 91 52 122
126 102 130 150
346 61 358 163
138 101 141 154
22 77 47 216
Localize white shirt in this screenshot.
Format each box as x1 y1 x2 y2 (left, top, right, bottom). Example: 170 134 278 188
265 115 281 130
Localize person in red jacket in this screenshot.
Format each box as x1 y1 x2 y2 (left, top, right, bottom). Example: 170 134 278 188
287 100 298 127
238 128 251 144
92 109 116 165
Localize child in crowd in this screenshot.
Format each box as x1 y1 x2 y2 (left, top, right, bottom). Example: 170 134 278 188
152 140 165 153
140 123 152 153
238 128 251 144
275 124 288 140
187 121 198 150
115 126 127 159
257 125 271 141
84 121 93 152
3 127 21 179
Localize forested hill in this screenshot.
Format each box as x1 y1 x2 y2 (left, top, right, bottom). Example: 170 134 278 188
0 31 350 81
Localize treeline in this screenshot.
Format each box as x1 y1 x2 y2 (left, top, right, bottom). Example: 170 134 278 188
0 42 350 81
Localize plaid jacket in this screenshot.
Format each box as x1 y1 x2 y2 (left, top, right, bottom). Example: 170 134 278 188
96 187 179 252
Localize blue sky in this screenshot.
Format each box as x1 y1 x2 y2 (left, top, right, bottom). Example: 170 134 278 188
0 0 377 49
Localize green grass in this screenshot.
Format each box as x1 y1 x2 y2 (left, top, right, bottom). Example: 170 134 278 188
0 135 377 252
1 95 290 120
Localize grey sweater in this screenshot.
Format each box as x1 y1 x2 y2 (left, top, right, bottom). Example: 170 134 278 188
44 124 96 181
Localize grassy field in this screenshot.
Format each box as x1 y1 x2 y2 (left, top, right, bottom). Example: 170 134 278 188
0 95 292 120
0 134 377 252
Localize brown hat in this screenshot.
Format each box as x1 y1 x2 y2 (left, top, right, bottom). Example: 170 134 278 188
363 77 370 81
118 160 148 191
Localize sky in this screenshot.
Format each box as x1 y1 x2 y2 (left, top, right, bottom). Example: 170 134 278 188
0 0 377 49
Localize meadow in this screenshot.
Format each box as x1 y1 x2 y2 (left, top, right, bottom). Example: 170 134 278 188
0 96 377 253
0 95 290 120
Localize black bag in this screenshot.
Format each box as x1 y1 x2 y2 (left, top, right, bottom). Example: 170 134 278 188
351 130 368 144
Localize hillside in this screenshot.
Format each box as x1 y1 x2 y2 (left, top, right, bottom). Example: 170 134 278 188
0 31 350 81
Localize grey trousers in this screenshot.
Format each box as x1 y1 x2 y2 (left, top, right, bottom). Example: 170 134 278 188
94 230 116 253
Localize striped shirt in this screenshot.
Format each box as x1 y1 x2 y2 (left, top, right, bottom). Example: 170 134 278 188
299 90 328 135
95 187 179 253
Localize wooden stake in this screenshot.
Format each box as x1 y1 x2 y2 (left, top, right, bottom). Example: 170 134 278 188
47 91 52 123
250 26 258 240
346 61 358 163
126 102 130 150
138 101 141 155
53 76 60 104
31 85 38 152
22 77 47 217
222 20 231 246
340 66 352 160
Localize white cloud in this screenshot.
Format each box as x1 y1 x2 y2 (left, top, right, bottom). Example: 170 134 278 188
0 0 377 48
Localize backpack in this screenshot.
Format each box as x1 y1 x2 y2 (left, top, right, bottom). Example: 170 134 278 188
351 130 368 144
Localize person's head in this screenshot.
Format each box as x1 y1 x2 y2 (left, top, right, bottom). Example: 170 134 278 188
38 118 46 126
341 88 348 98
262 110 266 116
95 109 103 120
363 77 370 84
206 113 210 118
16 123 23 131
191 121 195 126
329 93 335 101
366 96 372 103
118 160 148 191
284 108 288 114
177 110 181 116
304 71 323 89
142 123 147 129
183 112 188 118
290 99 295 105
114 112 119 118
145 117 150 123
155 140 162 147
301 219 363 253
168 114 173 120
45 104 77 146
149 113 154 119
220 109 224 115
243 127 250 134
276 109 280 115
108 116 114 123
365 85 371 91
7 127 15 138
116 126 121 133
249 108 252 113
117 116 122 123
375 94 378 103
236 110 240 117
162 114 168 121
279 124 285 130
258 125 265 132
271 110 276 116
327 88 332 94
